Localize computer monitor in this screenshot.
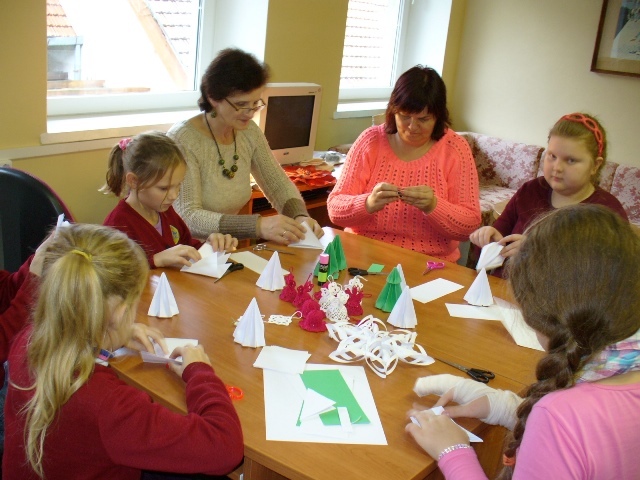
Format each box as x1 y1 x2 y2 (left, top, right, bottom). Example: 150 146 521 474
254 83 322 165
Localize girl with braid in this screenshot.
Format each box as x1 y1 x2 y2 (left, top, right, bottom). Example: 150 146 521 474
407 204 640 479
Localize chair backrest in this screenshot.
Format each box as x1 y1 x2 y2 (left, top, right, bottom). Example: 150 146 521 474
0 167 74 272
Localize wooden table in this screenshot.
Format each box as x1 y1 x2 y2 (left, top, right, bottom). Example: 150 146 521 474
111 228 543 480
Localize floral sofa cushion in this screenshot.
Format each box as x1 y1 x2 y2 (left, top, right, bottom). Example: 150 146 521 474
610 165 640 226
459 132 544 189
478 185 518 227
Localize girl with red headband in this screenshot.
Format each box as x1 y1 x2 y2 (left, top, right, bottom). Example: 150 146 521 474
469 113 628 269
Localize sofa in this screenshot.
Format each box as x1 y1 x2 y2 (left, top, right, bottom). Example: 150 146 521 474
329 125 640 229
459 132 640 229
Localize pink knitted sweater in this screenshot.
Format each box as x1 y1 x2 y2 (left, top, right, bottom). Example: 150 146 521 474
327 125 480 262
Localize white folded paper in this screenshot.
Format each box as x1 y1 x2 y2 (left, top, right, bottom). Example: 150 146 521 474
430 406 482 442
181 243 231 278
289 220 324 249
396 264 408 289
148 272 179 317
253 346 312 374
256 251 286 291
463 268 494 306
476 242 505 271
387 285 417 328
494 297 544 351
233 297 266 348
140 337 198 365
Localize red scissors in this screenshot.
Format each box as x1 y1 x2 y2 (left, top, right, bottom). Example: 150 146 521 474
422 261 445 275
226 385 244 400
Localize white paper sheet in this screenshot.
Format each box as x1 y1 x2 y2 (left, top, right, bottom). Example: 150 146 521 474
263 364 387 445
445 303 504 321
289 220 324 249
181 243 231 278
410 278 464 304
148 272 179 317
494 297 544 351
253 346 311 375
230 251 288 275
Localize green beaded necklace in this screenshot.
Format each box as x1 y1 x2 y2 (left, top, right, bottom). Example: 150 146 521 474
204 112 239 179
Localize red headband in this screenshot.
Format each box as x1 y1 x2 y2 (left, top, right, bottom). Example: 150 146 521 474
560 113 604 157
119 138 132 151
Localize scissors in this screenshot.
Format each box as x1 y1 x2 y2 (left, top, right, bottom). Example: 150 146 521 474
226 384 244 400
213 262 244 283
348 267 388 276
422 261 445 275
253 244 295 255
435 358 495 383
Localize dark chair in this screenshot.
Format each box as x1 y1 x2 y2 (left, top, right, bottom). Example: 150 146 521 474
0 166 74 272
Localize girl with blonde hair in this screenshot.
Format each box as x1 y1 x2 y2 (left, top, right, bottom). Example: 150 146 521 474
3 224 243 479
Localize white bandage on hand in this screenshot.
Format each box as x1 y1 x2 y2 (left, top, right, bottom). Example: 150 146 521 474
414 374 523 431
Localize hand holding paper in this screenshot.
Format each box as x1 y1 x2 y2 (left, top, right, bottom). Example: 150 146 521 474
181 243 232 278
476 242 505 271
289 221 324 249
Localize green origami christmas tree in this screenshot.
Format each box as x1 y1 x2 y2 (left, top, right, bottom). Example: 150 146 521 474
331 235 347 270
313 241 340 280
375 266 403 312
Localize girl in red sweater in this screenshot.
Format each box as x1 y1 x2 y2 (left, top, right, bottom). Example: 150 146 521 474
3 224 244 479
102 131 238 268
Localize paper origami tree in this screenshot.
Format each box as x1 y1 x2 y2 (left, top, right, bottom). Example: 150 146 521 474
463 268 494 306
387 285 417 328
148 272 179 318
256 251 286 291
331 235 347 270
233 298 266 348
375 267 403 312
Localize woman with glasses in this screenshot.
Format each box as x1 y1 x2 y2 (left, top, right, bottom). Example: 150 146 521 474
167 48 323 245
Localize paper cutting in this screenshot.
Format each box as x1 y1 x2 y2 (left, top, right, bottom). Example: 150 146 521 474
233 297 266 348
463 268 494 306
256 251 286 291
148 272 179 317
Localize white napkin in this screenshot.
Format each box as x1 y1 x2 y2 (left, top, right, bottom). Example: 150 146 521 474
181 243 231 278
233 297 266 348
148 272 179 317
256 251 286 291
463 268 494 307
387 285 417 328
289 220 324 249
476 242 505 271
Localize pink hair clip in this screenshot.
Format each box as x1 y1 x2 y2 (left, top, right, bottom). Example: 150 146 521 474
560 113 604 157
118 138 133 151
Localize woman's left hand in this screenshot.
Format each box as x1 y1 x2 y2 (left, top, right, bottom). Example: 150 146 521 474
405 409 470 460
296 216 325 238
128 323 168 354
399 185 437 213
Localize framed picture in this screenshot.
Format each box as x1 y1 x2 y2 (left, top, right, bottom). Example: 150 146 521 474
591 0 640 77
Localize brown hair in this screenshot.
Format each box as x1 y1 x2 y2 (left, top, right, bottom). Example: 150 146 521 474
100 131 186 197
198 48 270 113
547 113 607 184
498 204 640 478
384 66 451 141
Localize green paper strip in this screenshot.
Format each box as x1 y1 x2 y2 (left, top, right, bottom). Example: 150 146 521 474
368 264 384 273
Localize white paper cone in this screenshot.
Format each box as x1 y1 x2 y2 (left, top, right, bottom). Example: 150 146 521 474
148 272 179 317
476 242 505 271
233 298 266 347
464 268 494 306
387 286 417 328
256 252 286 291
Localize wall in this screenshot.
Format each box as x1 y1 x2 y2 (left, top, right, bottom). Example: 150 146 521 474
450 0 640 167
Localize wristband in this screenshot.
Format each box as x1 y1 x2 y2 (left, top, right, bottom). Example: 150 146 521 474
438 443 472 461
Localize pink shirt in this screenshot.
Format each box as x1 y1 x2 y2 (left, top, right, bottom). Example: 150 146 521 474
327 126 480 262
438 380 640 479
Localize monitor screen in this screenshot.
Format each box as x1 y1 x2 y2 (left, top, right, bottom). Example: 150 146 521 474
264 95 315 150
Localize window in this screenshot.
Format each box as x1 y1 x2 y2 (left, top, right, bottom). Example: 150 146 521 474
339 0 406 101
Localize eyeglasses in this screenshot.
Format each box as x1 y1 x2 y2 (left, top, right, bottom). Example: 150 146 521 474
224 98 267 114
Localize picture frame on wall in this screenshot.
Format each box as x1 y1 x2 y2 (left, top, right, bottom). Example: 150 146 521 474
591 0 640 78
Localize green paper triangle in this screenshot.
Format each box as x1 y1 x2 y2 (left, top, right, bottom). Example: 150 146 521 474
331 235 347 270
375 267 403 312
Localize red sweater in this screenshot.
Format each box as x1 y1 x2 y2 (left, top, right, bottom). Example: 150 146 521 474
3 327 244 480
327 126 481 262
104 199 202 268
0 256 36 387
493 176 629 237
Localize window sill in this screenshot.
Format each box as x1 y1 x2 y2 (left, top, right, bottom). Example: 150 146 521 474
333 101 387 119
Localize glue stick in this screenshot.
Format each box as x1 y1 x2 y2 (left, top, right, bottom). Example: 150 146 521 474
317 253 330 285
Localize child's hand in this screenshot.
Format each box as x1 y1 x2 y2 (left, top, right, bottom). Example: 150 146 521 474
168 344 212 377
207 233 238 252
154 245 201 268
469 226 503 248
128 323 168 354
499 234 525 258
405 409 470 460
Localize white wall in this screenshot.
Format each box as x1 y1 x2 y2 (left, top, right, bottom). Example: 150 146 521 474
451 0 640 167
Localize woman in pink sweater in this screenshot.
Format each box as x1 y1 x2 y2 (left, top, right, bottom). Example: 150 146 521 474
327 66 480 263
407 204 640 479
